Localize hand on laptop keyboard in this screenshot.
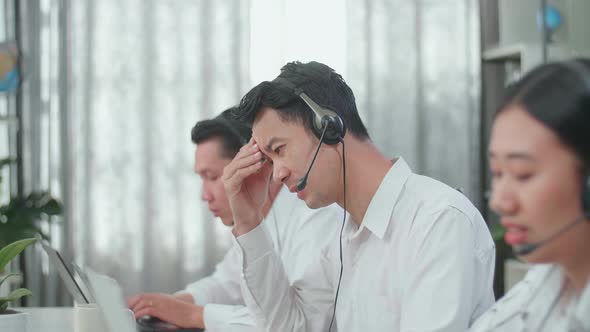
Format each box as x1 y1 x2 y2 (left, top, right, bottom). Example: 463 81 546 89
127 293 205 330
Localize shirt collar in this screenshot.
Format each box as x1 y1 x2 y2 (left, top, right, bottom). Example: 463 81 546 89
352 157 412 240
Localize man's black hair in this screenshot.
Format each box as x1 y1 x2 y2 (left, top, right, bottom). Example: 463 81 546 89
235 61 370 140
191 107 252 159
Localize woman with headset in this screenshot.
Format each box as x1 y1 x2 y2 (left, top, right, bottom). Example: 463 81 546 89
470 59 590 331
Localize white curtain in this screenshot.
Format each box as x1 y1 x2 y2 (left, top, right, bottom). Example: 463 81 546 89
346 0 482 206
66 0 250 296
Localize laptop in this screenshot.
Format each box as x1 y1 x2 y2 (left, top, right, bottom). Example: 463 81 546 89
41 241 204 332
42 242 204 332
84 268 204 332
41 241 95 304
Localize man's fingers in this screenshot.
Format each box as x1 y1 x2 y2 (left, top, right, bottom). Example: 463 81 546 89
131 300 151 316
129 296 149 312
132 296 166 319
231 160 265 183
223 145 263 181
126 295 140 309
225 160 265 193
239 137 255 151
132 297 189 327
223 144 257 177
134 307 154 319
232 151 263 171
128 294 160 315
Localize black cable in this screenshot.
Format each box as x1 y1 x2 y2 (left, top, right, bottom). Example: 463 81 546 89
328 139 346 332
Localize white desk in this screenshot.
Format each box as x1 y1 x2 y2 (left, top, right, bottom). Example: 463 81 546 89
19 307 74 332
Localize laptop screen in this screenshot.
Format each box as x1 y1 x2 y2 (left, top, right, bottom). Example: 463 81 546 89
41 242 93 304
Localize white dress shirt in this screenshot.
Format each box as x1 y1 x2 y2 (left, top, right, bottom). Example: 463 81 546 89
180 186 343 332
469 264 590 332
236 157 496 332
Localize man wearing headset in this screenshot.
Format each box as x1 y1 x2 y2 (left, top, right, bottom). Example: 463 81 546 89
127 108 342 331
223 61 496 331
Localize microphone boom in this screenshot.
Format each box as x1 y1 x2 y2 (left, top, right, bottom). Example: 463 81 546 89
513 216 585 255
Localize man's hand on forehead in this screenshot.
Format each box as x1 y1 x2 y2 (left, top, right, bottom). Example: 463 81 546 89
251 136 270 162
223 136 272 235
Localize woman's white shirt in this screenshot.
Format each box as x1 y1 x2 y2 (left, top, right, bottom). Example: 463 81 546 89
470 264 590 332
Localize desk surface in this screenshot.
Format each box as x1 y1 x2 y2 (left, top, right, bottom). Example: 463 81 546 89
18 307 74 332
18 307 201 332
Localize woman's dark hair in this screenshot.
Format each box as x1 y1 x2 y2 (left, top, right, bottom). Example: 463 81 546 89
498 58 590 166
235 61 370 140
191 107 252 159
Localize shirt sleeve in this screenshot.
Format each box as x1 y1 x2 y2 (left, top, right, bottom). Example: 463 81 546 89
203 304 258 332
401 207 494 332
178 243 244 306
236 223 336 332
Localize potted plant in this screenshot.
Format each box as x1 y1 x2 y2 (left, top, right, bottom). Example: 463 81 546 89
0 237 36 332
0 158 62 248
0 158 62 310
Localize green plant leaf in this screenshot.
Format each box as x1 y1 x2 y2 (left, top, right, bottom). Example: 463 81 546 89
1 192 63 217
0 223 46 248
0 273 18 288
0 238 37 271
0 287 32 302
0 158 15 169
490 223 506 242
0 189 62 248
36 197 63 216
0 301 7 312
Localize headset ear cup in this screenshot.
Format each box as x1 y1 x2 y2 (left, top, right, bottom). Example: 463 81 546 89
320 115 345 145
583 173 590 220
274 76 347 144
331 116 345 139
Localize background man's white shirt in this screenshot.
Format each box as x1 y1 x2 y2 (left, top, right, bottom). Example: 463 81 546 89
180 186 343 332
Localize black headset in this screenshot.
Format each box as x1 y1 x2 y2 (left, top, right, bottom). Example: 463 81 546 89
583 173 590 219
273 76 346 145
561 60 590 219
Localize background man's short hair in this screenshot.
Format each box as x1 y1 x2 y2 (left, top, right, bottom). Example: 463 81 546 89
191 107 252 159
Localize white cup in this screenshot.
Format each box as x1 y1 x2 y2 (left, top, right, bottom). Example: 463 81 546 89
0 310 30 332
74 303 108 332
